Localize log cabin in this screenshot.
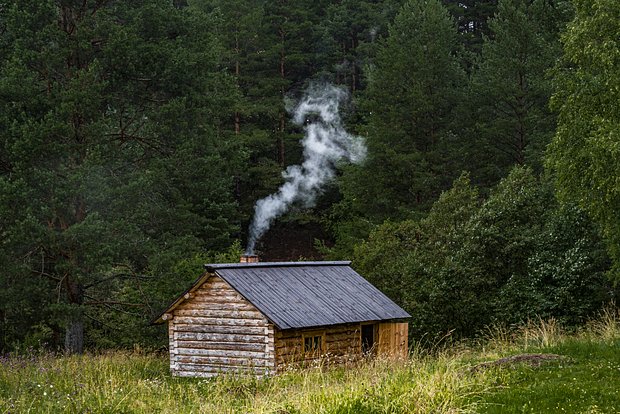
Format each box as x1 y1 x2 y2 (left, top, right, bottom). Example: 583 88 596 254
153 259 410 377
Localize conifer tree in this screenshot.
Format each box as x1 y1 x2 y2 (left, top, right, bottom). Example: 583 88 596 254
321 0 404 91
463 0 566 187
442 0 498 53
0 0 239 352
332 0 465 253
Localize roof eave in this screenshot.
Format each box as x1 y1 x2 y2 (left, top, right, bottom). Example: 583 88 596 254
277 316 412 331
150 271 212 325
204 260 352 272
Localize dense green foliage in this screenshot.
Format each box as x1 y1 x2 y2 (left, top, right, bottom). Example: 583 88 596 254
463 0 566 185
339 0 465 221
547 0 620 279
0 0 241 352
0 0 618 352
353 168 614 339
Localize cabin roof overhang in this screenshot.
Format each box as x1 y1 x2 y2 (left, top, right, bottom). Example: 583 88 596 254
151 271 213 324
152 261 411 328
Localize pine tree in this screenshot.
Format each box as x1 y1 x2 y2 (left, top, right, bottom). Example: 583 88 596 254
332 0 465 253
463 0 566 187
321 0 404 92
442 0 498 54
199 0 331 223
0 0 239 352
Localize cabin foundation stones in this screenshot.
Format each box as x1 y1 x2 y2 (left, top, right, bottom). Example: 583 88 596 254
154 261 410 377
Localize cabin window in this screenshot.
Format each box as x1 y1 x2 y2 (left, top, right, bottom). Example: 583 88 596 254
302 332 324 354
361 324 376 354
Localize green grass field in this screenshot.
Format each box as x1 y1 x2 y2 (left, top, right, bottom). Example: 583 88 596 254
480 338 620 413
1 309 618 413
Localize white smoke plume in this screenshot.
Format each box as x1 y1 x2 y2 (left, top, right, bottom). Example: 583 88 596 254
245 84 366 255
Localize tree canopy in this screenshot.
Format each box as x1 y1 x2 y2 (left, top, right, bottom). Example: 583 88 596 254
0 0 240 352
547 0 620 279
0 0 617 351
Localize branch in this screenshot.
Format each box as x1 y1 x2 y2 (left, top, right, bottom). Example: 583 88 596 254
85 313 120 331
31 269 62 282
83 272 152 289
84 294 144 316
82 273 123 289
128 77 154 82
84 300 145 307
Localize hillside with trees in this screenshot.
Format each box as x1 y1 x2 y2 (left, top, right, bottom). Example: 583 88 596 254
0 0 618 353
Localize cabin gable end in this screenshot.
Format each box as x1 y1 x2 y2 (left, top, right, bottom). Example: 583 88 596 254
167 275 275 377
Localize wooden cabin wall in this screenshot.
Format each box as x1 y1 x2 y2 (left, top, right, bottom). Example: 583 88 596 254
168 275 275 377
275 322 409 370
274 323 362 369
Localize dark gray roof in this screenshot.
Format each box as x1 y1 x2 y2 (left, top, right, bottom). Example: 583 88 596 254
208 261 410 330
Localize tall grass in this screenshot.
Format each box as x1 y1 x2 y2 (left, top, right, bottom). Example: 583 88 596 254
479 303 620 356
1 307 618 414
477 305 620 413
585 302 620 341
0 350 489 413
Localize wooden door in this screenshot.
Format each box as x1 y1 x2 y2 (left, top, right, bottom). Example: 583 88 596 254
377 322 408 359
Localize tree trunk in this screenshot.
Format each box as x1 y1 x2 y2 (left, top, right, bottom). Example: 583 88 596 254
351 36 357 92
64 276 84 354
64 316 84 354
278 28 286 166
234 32 240 135
278 114 285 166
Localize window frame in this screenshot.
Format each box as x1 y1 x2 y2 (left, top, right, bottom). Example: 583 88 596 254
302 330 326 356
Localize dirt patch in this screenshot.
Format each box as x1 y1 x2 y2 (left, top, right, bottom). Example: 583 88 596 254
470 353 567 372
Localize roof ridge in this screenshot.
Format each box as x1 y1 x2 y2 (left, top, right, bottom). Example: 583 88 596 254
204 261 351 272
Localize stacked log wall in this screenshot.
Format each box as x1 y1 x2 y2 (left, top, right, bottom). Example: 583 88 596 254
274 323 363 369
168 275 275 377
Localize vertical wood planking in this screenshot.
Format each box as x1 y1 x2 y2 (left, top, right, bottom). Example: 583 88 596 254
377 322 408 359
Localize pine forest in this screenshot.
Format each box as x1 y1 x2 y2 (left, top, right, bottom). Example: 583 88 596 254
1 0 619 362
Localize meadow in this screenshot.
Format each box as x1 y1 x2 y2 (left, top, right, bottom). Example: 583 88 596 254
1 308 619 414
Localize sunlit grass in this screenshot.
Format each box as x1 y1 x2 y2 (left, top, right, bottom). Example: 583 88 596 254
0 350 489 413
477 304 620 413
478 337 620 413
1 307 618 413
